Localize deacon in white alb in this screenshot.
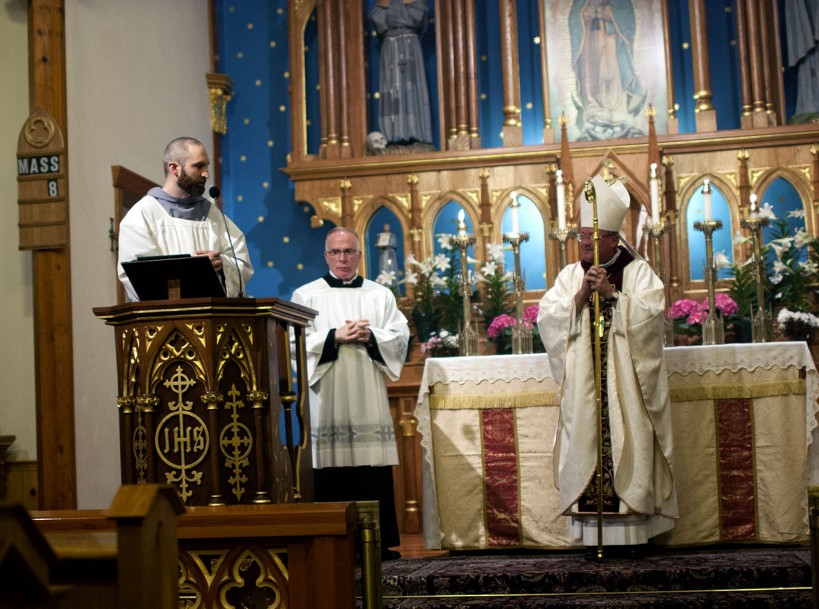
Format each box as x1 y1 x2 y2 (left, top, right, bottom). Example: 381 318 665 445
291 227 409 560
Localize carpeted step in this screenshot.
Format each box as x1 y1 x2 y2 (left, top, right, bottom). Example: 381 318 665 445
360 546 813 607
375 588 812 608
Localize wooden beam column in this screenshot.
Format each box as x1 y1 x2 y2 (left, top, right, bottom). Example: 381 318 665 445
687 0 716 132
28 0 76 509
463 0 480 148
498 0 522 146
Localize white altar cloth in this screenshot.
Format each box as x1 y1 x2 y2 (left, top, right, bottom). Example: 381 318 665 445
417 343 819 550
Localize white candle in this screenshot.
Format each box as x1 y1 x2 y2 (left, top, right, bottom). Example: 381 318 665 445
510 191 520 236
457 209 466 236
556 171 566 230
703 179 712 220
749 193 757 216
649 163 660 225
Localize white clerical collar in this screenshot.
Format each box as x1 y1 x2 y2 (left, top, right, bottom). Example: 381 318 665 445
330 271 359 285
599 248 622 269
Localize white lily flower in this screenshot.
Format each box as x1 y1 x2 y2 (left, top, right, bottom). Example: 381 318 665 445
429 275 446 288
768 242 784 258
420 259 434 275
773 259 788 274
759 202 776 219
733 230 750 245
713 250 731 269
404 270 418 285
437 234 454 250
481 262 497 277
486 242 505 262
788 209 806 219
794 230 812 249
800 259 818 274
376 270 396 286
434 253 451 272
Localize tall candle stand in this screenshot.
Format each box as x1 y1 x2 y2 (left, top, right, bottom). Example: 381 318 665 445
740 211 773 342
453 231 479 356
503 231 533 354
644 219 674 346
548 226 576 270
693 219 725 345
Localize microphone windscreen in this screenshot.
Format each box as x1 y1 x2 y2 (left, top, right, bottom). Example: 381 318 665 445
209 186 221 199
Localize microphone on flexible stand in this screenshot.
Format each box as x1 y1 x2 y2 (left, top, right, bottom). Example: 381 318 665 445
209 186 244 297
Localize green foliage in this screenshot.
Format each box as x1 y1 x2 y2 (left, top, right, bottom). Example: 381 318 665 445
727 263 758 318
437 245 465 334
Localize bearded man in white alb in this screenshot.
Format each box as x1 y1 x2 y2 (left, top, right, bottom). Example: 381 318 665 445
291 227 409 560
537 175 677 553
117 137 253 300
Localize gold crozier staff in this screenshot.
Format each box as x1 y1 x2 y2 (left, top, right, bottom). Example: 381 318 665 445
583 178 605 560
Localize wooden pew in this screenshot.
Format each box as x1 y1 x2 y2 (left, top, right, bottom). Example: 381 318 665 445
1 484 183 609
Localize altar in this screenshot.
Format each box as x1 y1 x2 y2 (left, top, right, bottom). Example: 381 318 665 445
416 343 819 550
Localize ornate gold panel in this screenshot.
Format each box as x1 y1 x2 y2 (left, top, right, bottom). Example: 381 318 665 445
318 197 341 216
179 545 289 609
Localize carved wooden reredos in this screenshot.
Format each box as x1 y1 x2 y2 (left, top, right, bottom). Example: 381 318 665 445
283 0 819 305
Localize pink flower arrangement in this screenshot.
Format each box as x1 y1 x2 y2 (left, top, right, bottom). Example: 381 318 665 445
668 298 700 321
703 293 739 316
669 294 738 325
487 304 539 338
669 294 739 338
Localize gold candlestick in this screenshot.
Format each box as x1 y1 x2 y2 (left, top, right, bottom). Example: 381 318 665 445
548 226 576 270
502 231 532 354
741 205 773 342
453 223 479 356
693 218 725 345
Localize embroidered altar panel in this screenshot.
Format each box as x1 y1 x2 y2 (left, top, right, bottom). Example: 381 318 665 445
417 344 818 550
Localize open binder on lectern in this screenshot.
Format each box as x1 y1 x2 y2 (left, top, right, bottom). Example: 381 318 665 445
121 254 226 300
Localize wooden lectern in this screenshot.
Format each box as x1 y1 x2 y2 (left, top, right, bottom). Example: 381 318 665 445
93 297 317 507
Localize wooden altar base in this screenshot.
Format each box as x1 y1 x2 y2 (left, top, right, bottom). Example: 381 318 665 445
365 542 812 608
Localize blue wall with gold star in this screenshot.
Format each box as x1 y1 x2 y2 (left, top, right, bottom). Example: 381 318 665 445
215 0 793 300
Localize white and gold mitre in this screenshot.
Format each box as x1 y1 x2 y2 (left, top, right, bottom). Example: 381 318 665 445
580 175 630 232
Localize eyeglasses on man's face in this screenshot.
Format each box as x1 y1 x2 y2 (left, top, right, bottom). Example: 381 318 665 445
576 233 618 242
325 248 360 258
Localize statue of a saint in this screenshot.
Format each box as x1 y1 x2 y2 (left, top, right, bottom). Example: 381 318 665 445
370 0 433 145
376 223 399 275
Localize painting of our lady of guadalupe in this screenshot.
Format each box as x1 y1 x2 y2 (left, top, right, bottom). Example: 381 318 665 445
545 0 668 142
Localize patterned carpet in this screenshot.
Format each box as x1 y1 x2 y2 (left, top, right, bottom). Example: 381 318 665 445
362 545 814 608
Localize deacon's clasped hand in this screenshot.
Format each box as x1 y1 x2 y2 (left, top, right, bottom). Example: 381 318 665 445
336 319 372 345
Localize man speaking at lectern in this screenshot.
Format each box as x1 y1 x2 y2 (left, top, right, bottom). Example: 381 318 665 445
117 137 253 300
537 175 677 554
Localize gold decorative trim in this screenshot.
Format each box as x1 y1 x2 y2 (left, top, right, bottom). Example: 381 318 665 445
669 379 804 402
720 172 738 188
420 193 437 211
207 73 233 136
430 390 559 410
750 168 768 187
